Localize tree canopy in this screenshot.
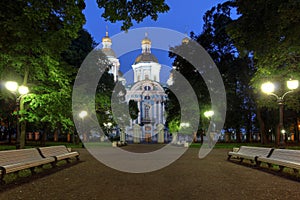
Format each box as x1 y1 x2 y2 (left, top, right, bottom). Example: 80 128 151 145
96 0 170 30
227 0 300 110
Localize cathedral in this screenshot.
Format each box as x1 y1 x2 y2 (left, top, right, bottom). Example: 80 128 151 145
101 32 169 143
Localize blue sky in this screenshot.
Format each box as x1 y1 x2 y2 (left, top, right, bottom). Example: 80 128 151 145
82 0 228 83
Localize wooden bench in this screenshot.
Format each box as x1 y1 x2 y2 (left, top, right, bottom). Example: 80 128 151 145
257 148 300 173
0 148 55 184
38 145 79 163
227 146 273 165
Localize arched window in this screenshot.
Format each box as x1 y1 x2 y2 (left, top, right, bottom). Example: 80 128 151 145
144 85 151 91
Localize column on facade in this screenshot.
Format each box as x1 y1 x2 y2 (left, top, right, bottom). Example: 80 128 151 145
157 101 161 124
162 101 165 124
153 100 157 121
137 100 141 124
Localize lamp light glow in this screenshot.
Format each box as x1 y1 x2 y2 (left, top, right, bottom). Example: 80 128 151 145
18 85 29 95
204 110 214 118
287 80 299 90
5 81 18 92
261 82 275 94
79 110 87 119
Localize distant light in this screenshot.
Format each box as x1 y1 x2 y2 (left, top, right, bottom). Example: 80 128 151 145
5 81 18 92
261 82 275 94
79 110 87 119
287 79 299 90
204 110 214 118
180 122 190 128
18 85 29 95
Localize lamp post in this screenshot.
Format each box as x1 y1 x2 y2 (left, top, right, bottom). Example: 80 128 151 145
103 122 113 141
79 110 88 143
5 81 29 149
261 79 299 147
204 110 215 147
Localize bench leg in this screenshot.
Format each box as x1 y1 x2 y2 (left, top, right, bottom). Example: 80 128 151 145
66 158 71 163
239 158 244 163
293 169 299 174
0 174 5 185
267 163 272 168
278 166 284 172
51 162 57 168
227 155 232 161
76 155 80 161
255 161 261 167
30 167 36 175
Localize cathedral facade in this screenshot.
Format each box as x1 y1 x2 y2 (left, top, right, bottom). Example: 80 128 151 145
101 33 168 143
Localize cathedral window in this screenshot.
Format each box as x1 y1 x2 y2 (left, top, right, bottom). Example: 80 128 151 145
144 85 151 91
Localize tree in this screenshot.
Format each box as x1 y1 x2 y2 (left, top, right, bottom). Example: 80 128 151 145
227 0 300 109
96 0 170 30
167 2 256 142
227 0 300 144
0 0 86 148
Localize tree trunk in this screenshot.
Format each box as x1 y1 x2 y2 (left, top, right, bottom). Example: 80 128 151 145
294 118 299 143
41 125 49 147
256 108 267 144
236 129 241 143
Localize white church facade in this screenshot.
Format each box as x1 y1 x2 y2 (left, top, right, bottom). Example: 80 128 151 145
101 32 169 143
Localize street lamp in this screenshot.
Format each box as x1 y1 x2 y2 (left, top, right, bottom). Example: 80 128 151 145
5 81 29 149
79 110 87 119
103 122 113 140
204 110 214 119
79 110 88 142
204 110 215 147
261 79 299 147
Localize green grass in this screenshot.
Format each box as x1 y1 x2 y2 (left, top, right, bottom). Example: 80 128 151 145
189 142 300 149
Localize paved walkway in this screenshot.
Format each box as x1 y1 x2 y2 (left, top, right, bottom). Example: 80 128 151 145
0 146 299 200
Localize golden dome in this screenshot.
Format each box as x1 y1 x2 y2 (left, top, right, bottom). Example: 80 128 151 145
102 31 112 43
102 36 111 43
182 37 189 44
142 37 151 45
134 53 158 64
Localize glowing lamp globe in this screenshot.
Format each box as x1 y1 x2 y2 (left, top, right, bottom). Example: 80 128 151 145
18 85 29 95
287 80 299 90
5 81 18 92
79 110 87 119
204 110 214 118
261 82 275 94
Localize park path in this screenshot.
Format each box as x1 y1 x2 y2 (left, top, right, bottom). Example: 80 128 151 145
0 146 299 200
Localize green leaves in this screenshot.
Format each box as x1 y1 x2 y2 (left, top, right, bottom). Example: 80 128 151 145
229 0 300 111
96 0 170 30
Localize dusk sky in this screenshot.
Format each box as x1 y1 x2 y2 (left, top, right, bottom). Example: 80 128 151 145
83 0 229 42
82 0 229 82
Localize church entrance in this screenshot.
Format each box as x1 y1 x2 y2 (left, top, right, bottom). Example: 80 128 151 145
145 133 152 143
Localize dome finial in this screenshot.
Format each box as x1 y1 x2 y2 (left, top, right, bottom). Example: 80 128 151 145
105 25 109 37
102 25 112 45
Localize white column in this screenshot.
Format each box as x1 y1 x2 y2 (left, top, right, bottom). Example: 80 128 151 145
137 100 141 124
158 102 161 123
162 102 165 123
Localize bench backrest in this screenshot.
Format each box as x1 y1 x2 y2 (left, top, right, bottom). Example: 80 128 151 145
0 148 43 166
238 146 272 157
38 145 70 158
269 149 300 162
